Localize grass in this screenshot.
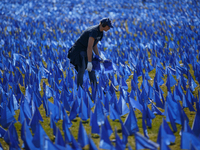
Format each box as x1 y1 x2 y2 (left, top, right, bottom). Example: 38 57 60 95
0 1 199 149
0 60 199 150
1 20 199 150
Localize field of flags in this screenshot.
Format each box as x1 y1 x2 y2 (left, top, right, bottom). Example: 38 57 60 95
0 0 200 149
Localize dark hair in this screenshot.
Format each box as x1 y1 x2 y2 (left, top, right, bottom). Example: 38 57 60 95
101 18 109 27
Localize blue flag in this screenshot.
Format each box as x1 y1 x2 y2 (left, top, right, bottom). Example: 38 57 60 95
135 132 159 150
142 113 149 139
192 105 200 137
64 125 72 144
55 127 65 147
90 111 100 134
188 72 197 92
43 136 60 150
166 106 177 132
93 97 105 126
18 105 25 124
181 131 200 149
99 124 113 149
104 116 113 137
162 118 176 143
62 104 72 129
69 99 79 121
154 90 164 109
165 72 176 91
0 126 6 138
78 121 89 148
3 121 19 146
88 134 98 150
0 104 16 128
157 123 170 146
151 103 164 116
117 94 129 116
32 123 49 148
29 106 43 132
21 119 36 150
71 133 82 150
124 107 139 135
79 97 89 121
114 127 125 150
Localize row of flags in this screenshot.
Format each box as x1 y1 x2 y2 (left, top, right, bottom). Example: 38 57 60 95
0 0 200 149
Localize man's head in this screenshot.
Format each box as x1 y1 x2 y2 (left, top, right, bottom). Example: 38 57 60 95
100 18 113 31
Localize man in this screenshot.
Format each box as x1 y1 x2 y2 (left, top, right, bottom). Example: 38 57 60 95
67 18 113 88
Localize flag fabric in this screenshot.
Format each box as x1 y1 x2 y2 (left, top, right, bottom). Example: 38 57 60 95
18 105 25 124
90 111 100 134
165 72 177 91
154 90 164 109
151 103 164 116
0 126 6 138
166 106 177 132
55 127 65 147
182 93 196 112
114 127 125 150
192 104 200 137
181 131 200 149
21 119 37 149
103 60 113 72
78 121 89 148
43 137 60 150
117 94 129 116
92 55 101 71
180 120 193 136
93 97 105 126
124 107 139 135
129 95 143 113
29 106 43 134
142 113 149 139
188 72 198 92
0 104 16 128
162 118 176 143
63 124 72 143
50 112 57 136
99 123 113 149
135 132 159 150
3 121 19 146
119 118 130 146
1 1 200 150
104 116 113 137
157 118 176 146
79 97 89 121
109 104 120 121
69 99 79 121
71 133 82 150
32 123 49 148
62 104 72 129
88 134 98 150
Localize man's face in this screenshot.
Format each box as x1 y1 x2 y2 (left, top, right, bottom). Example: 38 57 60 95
104 25 110 31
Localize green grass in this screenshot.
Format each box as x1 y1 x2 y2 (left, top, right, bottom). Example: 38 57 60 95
0 59 199 150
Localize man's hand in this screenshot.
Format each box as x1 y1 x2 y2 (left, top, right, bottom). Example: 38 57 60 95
87 62 93 72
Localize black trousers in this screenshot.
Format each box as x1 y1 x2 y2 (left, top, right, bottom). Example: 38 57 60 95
77 51 97 88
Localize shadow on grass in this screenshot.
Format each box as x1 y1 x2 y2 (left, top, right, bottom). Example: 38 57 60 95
92 134 100 139
82 120 89 124
71 119 78 122
117 129 122 133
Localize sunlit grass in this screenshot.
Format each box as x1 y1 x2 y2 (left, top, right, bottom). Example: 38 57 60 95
2 60 199 150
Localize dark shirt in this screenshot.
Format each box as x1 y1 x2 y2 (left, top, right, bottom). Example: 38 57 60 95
68 24 103 70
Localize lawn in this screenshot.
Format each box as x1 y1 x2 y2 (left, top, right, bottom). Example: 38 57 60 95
0 0 200 150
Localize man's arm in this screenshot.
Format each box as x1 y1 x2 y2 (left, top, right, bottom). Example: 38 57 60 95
87 37 95 62
93 42 100 56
